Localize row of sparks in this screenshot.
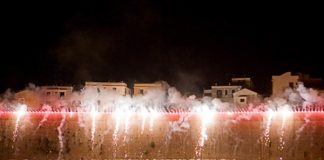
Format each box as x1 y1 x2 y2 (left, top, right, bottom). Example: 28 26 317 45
3 109 324 114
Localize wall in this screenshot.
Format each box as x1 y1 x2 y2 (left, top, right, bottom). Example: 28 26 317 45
0 112 323 159
85 82 129 96
211 86 241 102
15 90 41 109
133 83 162 96
272 72 299 96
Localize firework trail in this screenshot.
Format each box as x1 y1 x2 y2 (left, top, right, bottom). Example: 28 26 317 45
264 110 274 146
112 110 122 158
12 104 27 147
90 105 98 150
33 105 52 135
57 111 67 160
194 106 213 158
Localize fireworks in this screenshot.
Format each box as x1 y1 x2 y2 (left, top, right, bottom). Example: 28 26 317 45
1 97 323 159
12 104 27 145
90 105 98 150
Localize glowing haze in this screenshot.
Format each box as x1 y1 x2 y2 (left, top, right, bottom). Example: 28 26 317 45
0 82 323 159
0 82 323 114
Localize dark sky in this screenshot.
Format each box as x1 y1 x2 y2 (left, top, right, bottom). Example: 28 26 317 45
1 1 323 95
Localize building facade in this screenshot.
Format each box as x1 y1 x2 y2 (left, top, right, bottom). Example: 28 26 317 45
204 84 242 103
133 82 163 96
84 81 130 96
15 89 41 109
231 77 253 89
15 86 73 109
233 88 258 106
41 86 73 98
272 72 299 96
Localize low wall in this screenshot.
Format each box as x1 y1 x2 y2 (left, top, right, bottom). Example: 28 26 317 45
0 112 323 159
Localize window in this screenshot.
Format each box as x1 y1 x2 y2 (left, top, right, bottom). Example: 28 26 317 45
225 90 228 95
232 90 235 93
59 92 65 97
289 82 294 88
240 99 245 102
216 90 222 98
46 92 51 96
139 89 144 95
113 87 116 91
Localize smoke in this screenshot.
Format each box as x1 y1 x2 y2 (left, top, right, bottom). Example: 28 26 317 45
294 114 310 142
1 81 323 115
0 89 14 110
233 137 243 157
267 83 324 111
166 114 191 144
173 71 206 96
1 80 324 159
296 83 323 107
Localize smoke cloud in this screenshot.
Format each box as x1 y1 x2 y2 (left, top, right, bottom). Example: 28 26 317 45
0 82 323 114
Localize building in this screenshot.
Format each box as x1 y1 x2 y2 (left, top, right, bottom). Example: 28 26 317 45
272 72 324 95
41 86 73 109
133 82 163 96
15 89 41 109
203 84 242 103
272 72 299 96
41 86 73 98
231 77 253 89
14 85 73 109
233 88 258 106
299 74 324 94
84 81 130 96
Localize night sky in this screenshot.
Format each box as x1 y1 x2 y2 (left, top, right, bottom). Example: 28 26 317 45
1 1 323 96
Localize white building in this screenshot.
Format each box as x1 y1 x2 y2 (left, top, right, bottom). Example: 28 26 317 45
233 88 258 106
84 81 130 96
133 82 163 96
272 72 299 96
203 84 242 103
